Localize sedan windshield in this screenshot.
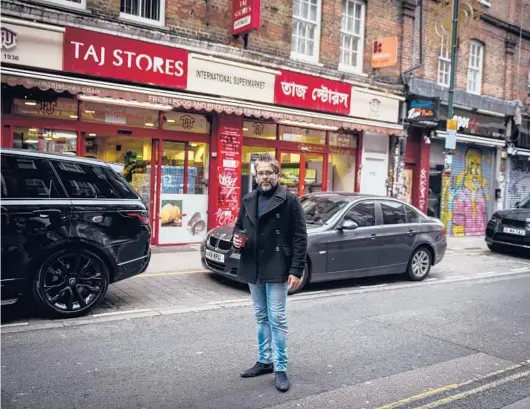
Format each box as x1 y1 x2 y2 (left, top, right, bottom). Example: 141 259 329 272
300 196 349 225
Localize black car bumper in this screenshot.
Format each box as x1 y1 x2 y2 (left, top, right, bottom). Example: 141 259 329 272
200 240 245 283
486 223 530 249
114 248 151 282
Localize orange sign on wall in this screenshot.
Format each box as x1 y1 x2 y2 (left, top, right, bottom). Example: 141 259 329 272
372 36 398 68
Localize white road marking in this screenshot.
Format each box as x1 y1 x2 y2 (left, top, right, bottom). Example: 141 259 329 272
90 309 151 318
1 322 29 328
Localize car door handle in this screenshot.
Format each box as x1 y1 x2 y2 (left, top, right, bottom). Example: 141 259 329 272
408 229 416 235
370 233 377 240
32 209 61 218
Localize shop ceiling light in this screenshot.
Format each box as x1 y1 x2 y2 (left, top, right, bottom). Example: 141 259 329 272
24 101 37 106
145 122 155 127
69 115 78 119
78 95 173 111
166 119 176 123
84 110 95 114
28 128 39 132
88 133 97 137
25 139 39 143
190 143 198 147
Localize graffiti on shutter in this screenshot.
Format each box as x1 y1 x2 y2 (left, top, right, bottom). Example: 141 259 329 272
440 143 493 236
507 157 530 208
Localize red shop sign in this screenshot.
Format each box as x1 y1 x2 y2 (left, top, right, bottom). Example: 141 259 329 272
232 0 261 36
216 116 243 227
63 27 188 89
274 70 352 116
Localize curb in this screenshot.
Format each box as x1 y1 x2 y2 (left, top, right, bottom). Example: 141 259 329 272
2 268 530 334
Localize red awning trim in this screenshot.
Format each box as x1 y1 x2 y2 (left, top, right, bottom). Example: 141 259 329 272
3 74 401 135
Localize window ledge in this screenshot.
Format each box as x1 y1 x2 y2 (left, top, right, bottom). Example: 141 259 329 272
290 52 322 66
119 12 165 28
338 64 367 77
33 0 86 10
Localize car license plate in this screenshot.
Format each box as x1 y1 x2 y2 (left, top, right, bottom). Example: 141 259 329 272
503 227 526 236
205 249 225 263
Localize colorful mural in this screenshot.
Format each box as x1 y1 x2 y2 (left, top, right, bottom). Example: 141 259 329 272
440 145 493 237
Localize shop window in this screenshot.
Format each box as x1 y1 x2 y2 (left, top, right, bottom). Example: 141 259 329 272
120 0 165 26
82 102 159 129
12 98 78 120
162 112 210 134
13 127 77 154
329 153 356 192
243 121 277 140
329 132 357 148
158 141 209 245
280 126 325 145
1 155 63 199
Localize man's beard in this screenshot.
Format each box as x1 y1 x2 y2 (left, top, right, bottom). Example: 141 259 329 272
259 180 276 192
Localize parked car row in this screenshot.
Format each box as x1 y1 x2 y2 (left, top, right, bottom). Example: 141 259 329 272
1 149 151 318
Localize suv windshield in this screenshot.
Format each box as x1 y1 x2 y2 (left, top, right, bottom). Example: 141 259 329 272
300 196 349 225
517 194 530 209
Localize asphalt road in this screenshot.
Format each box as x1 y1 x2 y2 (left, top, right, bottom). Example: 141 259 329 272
2 273 530 409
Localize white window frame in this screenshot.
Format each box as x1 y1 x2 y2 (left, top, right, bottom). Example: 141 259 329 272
120 0 165 27
338 0 366 74
35 0 86 10
437 35 451 87
291 0 322 64
467 40 484 95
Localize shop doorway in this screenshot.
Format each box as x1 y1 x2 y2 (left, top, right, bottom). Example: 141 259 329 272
155 140 209 245
241 146 276 197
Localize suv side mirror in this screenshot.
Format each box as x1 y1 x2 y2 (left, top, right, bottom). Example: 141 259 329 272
515 201 520 208
338 219 359 231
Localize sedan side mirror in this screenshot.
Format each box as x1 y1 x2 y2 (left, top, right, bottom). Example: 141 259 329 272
338 219 359 231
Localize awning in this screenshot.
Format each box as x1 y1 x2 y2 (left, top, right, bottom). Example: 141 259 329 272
2 68 403 135
435 130 505 148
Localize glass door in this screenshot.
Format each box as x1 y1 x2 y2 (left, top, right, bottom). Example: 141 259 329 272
156 140 210 245
279 151 327 196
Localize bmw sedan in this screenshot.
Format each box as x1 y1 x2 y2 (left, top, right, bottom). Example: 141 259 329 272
201 193 447 293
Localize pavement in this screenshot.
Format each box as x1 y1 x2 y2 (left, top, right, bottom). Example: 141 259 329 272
2 235 530 328
2 270 530 409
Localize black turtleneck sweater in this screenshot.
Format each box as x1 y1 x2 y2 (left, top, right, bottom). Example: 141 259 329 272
257 183 278 218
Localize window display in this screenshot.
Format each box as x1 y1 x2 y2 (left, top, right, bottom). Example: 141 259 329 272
12 98 78 120
280 126 325 145
243 121 277 140
13 127 77 154
158 141 209 245
82 102 159 129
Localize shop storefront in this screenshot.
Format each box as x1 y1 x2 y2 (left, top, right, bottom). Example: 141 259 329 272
434 106 506 236
506 117 530 208
1 18 403 245
404 95 440 215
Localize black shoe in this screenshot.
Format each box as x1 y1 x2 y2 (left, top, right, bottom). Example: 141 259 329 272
275 371 290 392
240 362 274 378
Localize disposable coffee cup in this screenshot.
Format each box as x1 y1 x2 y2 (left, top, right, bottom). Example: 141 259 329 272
234 231 247 248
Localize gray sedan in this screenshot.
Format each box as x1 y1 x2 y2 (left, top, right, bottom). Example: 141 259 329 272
201 193 447 293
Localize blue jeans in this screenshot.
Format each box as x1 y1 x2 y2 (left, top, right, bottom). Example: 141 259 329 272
248 280 289 372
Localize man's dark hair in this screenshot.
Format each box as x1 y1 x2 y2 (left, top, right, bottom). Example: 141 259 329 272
255 153 280 174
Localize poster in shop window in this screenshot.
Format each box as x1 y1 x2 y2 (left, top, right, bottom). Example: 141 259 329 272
217 116 243 227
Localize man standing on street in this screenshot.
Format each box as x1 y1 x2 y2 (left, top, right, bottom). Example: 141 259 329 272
233 153 308 392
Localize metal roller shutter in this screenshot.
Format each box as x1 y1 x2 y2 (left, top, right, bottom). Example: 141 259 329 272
507 157 530 208
441 143 495 237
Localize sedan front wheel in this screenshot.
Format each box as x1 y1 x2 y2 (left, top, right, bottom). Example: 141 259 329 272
407 247 432 281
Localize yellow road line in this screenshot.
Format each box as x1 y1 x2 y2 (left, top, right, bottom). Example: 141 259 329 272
411 369 530 409
375 363 524 409
135 269 208 277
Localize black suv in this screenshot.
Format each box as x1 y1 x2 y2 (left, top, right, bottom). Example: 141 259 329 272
1 149 151 317
486 194 530 254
